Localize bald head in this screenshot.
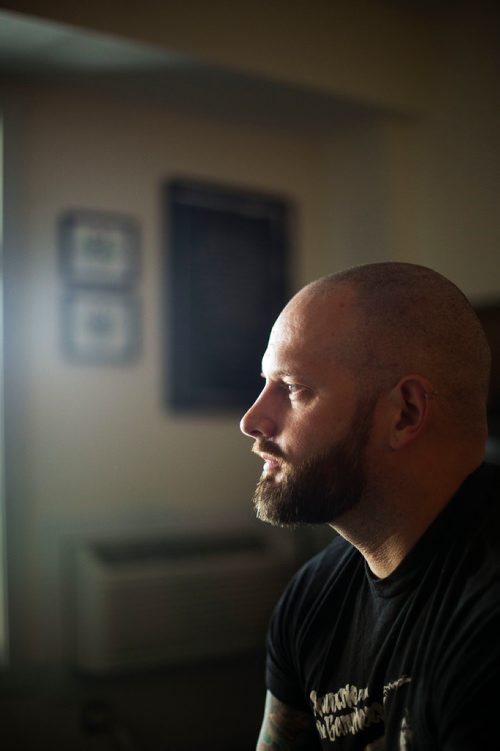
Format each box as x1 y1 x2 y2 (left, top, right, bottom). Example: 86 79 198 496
293 262 491 440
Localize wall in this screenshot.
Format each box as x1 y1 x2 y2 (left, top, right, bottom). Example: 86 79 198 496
317 2 500 301
416 1 500 299
319 115 422 272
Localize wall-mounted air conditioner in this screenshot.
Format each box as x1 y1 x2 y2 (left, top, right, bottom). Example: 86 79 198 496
72 533 297 673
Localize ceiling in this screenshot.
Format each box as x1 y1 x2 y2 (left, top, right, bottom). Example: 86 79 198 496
0 9 184 72
0 9 386 132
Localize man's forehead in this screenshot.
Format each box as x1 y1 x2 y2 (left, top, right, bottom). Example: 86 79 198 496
270 283 358 345
263 284 360 374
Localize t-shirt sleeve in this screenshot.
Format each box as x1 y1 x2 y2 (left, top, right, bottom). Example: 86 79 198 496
265 557 321 712
264 538 352 713
265 593 308 711
266 551 332 712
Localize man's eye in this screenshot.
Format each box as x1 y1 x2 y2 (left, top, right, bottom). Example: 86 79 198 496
284 383 303 396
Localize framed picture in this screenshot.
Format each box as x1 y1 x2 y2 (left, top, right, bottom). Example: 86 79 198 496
61 291 140 365
59 210 140 288
165 179 291 410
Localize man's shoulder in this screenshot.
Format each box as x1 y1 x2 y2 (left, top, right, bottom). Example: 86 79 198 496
464 460 500 501
307 532 355 568
461 462 500 547
438 463 500 626
297 532 356 576
280 533 360 609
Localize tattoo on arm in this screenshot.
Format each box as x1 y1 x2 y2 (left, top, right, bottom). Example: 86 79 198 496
257 691 317 750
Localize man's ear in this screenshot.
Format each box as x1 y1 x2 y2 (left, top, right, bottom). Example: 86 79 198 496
388 375 435 450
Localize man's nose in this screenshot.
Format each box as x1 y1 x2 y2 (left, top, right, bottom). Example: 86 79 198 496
240 388 276 439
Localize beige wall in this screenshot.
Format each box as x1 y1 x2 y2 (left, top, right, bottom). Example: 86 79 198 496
2 0 500 667
416 1 500 299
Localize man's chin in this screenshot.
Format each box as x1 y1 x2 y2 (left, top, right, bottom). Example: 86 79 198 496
251 467 365 527
252 475 304 527
253 499 297 527
260 464 290 485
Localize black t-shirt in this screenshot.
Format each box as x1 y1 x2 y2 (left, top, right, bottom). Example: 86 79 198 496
266 463 500 750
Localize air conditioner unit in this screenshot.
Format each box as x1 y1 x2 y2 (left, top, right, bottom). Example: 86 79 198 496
72 533 297 673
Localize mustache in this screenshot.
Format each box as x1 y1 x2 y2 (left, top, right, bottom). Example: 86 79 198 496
252 439 286 460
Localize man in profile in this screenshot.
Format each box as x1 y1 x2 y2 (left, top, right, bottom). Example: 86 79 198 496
240 262 500 749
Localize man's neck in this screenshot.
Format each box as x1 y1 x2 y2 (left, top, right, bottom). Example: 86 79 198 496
330 464 479 579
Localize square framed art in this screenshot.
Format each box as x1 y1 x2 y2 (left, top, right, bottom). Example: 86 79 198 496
61 291 140 365
59 210 140 288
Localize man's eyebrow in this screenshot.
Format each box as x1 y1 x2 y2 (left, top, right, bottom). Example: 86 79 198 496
260 369 303 381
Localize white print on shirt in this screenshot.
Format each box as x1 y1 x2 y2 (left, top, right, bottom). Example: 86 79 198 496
399 710 413 751
383 676 411 701
310 675 411 744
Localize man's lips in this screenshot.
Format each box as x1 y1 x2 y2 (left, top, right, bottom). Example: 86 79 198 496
252 441 285 473
261 453 282 472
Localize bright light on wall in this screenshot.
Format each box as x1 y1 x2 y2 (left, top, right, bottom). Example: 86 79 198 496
0 114 8 666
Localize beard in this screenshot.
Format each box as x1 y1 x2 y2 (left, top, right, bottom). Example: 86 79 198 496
252 395 376 527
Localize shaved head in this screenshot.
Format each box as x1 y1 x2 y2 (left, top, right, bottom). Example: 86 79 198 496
295 262 490 439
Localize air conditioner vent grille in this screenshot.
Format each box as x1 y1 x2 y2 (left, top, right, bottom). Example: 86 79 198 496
73 535 296 673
